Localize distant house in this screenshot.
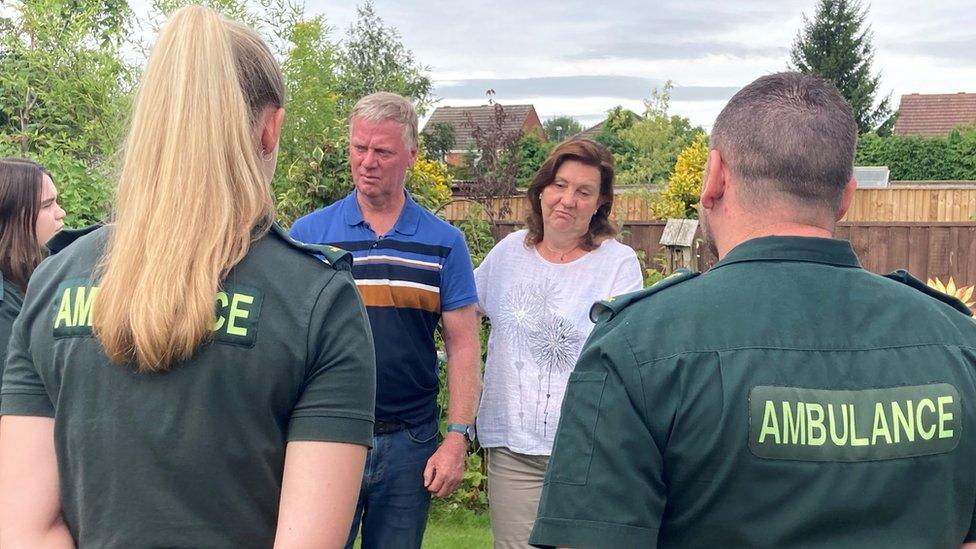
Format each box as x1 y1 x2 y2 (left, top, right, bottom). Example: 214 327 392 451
421 104 546 166
574 109 640 141
575 121 606 141
893 92 976 136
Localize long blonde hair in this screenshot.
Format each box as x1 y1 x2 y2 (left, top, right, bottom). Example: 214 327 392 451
94 6 284 372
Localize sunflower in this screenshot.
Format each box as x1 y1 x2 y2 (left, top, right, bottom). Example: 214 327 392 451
927 277 976 310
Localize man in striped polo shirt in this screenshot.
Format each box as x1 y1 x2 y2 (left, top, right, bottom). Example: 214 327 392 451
290 92 481 549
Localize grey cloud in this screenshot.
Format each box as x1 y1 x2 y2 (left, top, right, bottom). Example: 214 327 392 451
563 40 788 61
434 75 738 102
886 38 976 62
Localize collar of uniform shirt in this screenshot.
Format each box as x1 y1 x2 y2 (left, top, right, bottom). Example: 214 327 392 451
710 235 861 272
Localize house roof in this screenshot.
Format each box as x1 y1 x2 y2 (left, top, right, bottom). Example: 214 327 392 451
422 104 537 150
575 121 605 140
893 92 976 136
574 110 640 141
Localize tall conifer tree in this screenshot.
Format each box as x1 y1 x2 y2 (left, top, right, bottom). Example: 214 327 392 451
790 0 891 133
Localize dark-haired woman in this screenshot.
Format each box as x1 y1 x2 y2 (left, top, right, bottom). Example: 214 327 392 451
0 6 373 548
0 158 64 378
474 139 642 548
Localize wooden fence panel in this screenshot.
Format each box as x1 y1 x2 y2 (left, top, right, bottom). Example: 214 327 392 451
443 187 976 223
843 187 976 222
480 221 976 286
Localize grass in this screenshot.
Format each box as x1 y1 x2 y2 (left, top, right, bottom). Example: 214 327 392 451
352 502 492 549
423 502 492 549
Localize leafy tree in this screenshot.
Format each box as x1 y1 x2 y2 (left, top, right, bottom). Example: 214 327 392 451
514 134 554 186
594 106 639 159
272 14 348 224
0 0 136 227
336 1 433 116
614 82 704 186
543 115 582 142
790 0 891 133
424 122 456 162
651 133 709 219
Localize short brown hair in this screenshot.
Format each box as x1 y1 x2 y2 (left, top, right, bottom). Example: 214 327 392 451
710 71 857 213
525 139 616 251
0 158 49 293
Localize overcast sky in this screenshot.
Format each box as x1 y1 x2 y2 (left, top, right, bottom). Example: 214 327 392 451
298 0 976 131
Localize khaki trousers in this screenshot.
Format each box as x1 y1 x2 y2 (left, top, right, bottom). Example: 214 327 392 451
487 447 551 549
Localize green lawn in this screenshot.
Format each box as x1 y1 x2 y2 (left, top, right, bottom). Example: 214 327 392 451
423 503 492 549
352 503 492 549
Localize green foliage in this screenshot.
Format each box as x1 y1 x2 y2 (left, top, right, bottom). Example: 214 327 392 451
542 115 583 142
424 502 492 547
336 1 433 116
651 133 709 219
273 14 349 224
515 134 554 187
790 0 891 133
610 83 705 186
425 122 456 162
0 0 135 226
855 127 976 180
407 150 453 212
453 203 495 268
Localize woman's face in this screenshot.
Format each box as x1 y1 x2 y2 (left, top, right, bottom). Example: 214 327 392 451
539 160 604 240
35 174 65 246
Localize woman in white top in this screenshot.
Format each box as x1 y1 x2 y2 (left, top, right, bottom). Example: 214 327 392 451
474 139 643 548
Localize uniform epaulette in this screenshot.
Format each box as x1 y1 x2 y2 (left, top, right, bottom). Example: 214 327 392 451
270 223 353 272
589 268 700 323
883 270 973 317
47 223 102 255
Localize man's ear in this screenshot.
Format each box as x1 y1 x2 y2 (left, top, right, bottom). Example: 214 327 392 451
835 176 857 221
260 106 285 155
700 149 727 210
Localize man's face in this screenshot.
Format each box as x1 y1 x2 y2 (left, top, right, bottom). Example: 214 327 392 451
698 153 719 259
698 205 719 260
349 117 417 201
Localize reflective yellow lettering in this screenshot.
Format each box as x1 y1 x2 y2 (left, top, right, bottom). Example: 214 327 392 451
213 292 228 331
782 401 806 445
891 400 914 443
871 402 892 444
828 403 849 445
937 396 954 439
226 293 254 337
758 400 781 444
73 287 98 327
806 403 826 446
916 399 937 440
54 288 74 328
850 404 869 446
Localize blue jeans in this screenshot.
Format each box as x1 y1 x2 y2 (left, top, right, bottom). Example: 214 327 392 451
345 419 439 549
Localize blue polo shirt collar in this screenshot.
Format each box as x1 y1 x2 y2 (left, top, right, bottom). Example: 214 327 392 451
341 190 422 236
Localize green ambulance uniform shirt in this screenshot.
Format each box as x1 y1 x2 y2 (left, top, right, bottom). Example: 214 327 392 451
530 236 976 549
1 224 376 548
0 275 25 395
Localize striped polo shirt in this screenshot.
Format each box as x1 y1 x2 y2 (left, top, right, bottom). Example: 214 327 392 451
291 191 477 426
